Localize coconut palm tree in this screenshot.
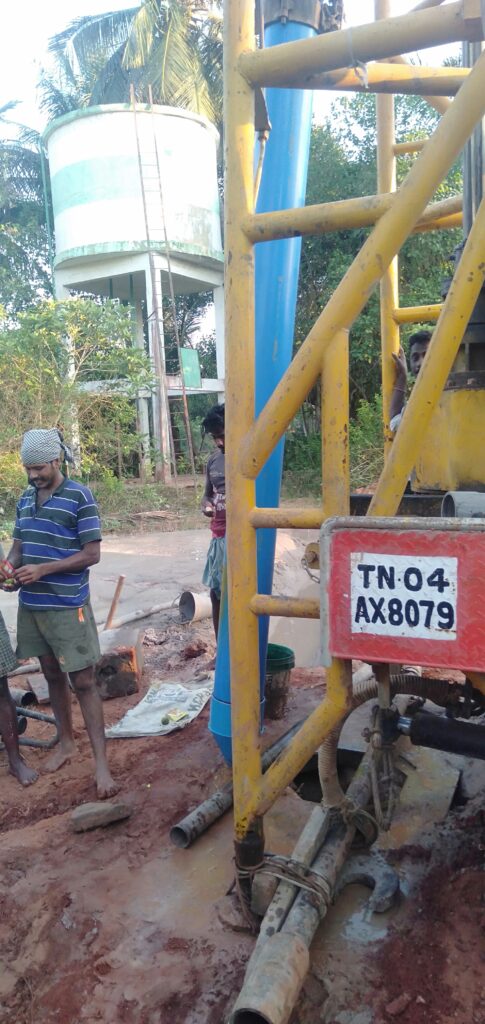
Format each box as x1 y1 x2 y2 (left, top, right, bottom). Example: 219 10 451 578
40 1 223 128
0 105 53 313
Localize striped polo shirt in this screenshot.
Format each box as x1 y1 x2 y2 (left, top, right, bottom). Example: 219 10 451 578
13 478 102 610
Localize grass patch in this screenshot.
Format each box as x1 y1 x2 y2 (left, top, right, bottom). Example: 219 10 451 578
0 476 206 541
91 477 205 533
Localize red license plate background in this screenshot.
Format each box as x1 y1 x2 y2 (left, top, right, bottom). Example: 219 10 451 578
327 528 485 671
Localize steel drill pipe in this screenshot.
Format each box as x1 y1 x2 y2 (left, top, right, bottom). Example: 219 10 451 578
230 755 375 1024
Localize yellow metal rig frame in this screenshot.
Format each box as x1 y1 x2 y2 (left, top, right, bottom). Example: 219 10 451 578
223 0 485 848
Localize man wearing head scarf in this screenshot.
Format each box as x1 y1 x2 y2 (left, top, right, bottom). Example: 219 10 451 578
0 429 118 799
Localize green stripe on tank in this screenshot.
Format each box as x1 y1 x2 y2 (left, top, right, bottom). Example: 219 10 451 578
50 157 141 216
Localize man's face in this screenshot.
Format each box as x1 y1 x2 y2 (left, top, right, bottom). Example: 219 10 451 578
24 460 60 490
211 432 225 454
409 340 430 377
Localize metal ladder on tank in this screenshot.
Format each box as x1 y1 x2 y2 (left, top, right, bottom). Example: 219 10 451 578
130 84 197 485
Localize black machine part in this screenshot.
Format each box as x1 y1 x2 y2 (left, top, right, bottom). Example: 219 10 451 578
398 710 485 761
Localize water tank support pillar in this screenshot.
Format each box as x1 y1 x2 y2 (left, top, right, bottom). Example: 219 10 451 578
214 285 226 402
134 298 152 480
53 276 82 467
144 254 172 481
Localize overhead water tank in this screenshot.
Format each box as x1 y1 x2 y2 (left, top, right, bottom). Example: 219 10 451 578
44 104 223 269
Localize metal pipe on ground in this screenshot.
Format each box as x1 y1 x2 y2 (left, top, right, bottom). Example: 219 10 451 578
17 708 59 750
8 687 37 707
250 804 330 956
178 591 213 624
171 670 374 847
96 599 176 631
170 720 303 848
441 491 485 517
230 754 375 1024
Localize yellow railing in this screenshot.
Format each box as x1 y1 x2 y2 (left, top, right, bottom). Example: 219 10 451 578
224 0 485 842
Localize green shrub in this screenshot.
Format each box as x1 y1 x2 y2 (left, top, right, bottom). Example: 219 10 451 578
350 395 384 489
283 433 322 498
0 452 27 514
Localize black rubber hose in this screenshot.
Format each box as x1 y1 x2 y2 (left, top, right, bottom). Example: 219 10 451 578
404 711 485 760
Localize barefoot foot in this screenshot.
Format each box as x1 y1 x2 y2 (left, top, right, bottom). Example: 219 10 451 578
44 741 76 773
9 756 38 787
96 767 120 800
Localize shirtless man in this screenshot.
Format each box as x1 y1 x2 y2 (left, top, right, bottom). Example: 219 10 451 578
390 329 431 432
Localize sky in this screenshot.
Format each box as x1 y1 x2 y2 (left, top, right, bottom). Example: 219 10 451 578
1 0 136 135
1 0 460 136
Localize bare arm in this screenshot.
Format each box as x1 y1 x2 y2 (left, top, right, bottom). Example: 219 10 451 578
14 541 101 586
389 346 408 423
201 460 215 517
0 539 23 584
5 539 23 571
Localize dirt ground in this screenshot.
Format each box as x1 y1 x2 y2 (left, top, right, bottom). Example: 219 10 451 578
1 614 484 1024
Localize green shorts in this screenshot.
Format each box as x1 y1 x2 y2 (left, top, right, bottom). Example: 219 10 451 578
17 601 100 674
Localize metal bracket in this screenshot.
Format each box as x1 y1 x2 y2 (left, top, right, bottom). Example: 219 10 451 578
255 87 272 135
263 0 323 31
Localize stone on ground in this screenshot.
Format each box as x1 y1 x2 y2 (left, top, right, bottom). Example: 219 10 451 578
71 800 132 832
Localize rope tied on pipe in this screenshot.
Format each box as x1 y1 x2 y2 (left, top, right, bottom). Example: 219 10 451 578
236 851 334 920
346 27 369 90
366 705 401 832
336 798 380 846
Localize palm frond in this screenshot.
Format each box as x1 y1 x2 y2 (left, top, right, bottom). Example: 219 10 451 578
49 10 138 72
123 0 163 70
90 44 145 105
0 101 20 122
39 2 223 126
0 142 44 221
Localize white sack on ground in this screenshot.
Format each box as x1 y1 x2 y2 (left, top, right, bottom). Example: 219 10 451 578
106 679 213 738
